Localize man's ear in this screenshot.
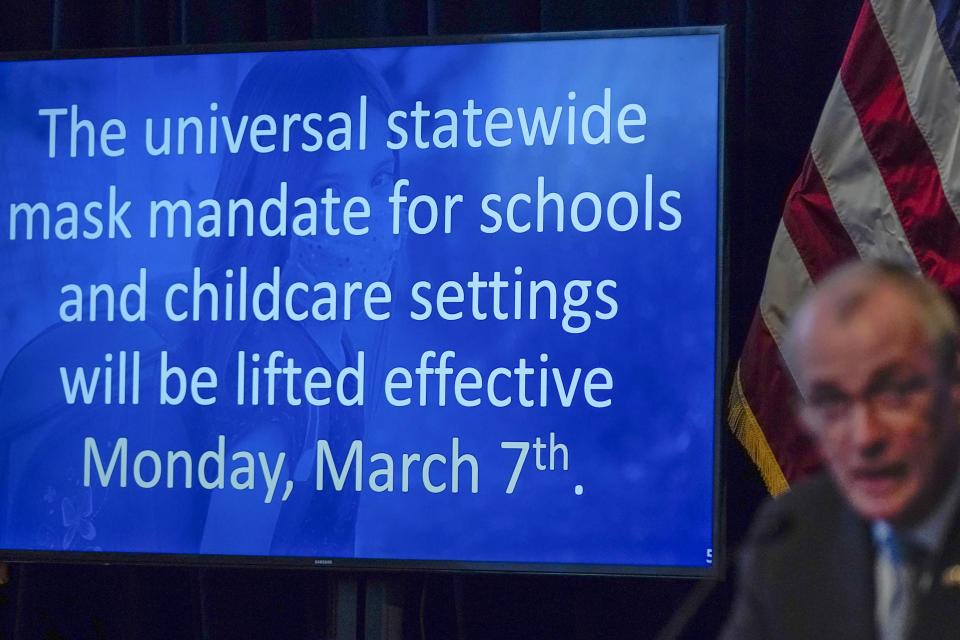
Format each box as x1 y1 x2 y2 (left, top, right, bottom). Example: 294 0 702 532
945 354 960 432
793 394 830 462
793 394 818 440
945 368 960 445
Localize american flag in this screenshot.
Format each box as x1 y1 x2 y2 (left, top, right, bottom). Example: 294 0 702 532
728 0 960 494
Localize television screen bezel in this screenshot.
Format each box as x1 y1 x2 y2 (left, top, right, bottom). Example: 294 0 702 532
0 25 727 578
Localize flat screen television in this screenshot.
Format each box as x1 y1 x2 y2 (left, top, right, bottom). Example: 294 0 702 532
0 27 725 576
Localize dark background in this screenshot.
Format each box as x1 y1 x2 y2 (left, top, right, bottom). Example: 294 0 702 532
0 0 861 637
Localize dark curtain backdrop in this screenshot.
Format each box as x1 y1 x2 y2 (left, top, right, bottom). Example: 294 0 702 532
0 1 862 638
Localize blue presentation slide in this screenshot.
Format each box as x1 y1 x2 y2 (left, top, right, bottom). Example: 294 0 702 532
0 33 720 570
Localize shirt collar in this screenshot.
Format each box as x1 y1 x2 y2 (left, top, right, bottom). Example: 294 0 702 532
875 467 960 555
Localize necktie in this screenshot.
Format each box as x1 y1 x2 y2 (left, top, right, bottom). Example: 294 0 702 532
874 523 928 640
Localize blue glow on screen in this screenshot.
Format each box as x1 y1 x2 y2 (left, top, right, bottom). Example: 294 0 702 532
0 33 720 570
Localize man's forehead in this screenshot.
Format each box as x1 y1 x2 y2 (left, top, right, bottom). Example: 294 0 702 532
793 280 930 379
799 277 916 335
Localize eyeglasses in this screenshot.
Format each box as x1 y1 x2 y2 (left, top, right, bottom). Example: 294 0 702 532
799 373 933 433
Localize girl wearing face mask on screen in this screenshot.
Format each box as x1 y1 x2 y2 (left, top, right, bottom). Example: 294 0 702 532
191 51 402 557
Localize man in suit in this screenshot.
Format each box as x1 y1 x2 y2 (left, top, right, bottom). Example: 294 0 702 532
722 261 960 640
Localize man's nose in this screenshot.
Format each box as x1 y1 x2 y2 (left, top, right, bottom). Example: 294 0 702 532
847 401 887 457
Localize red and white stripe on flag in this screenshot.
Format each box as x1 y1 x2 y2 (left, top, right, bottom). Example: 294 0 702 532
729 0 960 495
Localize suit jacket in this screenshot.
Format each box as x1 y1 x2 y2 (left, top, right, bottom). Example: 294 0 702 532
720 473 960 640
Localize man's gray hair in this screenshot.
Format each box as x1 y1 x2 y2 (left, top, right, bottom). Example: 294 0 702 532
784 260 960 378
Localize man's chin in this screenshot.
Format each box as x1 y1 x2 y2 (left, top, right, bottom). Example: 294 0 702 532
844 481 915 524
